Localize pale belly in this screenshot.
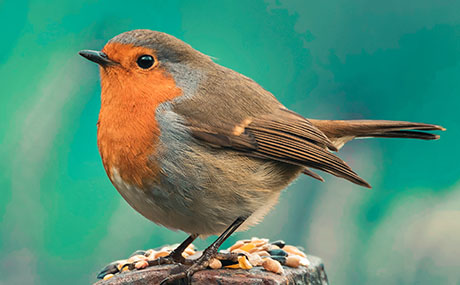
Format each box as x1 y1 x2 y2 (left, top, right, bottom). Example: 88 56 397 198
110 148 301 236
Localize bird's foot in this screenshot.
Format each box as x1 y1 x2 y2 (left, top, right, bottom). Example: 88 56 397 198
160 217 246 284
159 258 208 284
159 248 239 284
122 250 190 271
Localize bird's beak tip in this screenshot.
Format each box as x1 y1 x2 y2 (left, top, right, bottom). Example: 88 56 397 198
78 50 117 66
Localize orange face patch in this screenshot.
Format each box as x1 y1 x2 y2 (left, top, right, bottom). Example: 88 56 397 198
97 42 182 188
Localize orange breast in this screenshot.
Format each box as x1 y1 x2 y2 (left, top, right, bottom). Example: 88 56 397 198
97 55 182 188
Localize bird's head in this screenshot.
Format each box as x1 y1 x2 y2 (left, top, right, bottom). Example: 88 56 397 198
79 29 209 105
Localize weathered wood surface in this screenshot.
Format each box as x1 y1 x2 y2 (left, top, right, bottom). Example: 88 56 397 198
95 255 328 285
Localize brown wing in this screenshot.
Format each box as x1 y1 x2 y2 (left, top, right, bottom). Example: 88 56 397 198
186 108 371 188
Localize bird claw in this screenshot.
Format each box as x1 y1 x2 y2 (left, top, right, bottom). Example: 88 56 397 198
160 257 210 285
159 250 240 284
146 255 180 267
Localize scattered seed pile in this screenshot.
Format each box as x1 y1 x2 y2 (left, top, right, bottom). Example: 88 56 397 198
98 237 311 281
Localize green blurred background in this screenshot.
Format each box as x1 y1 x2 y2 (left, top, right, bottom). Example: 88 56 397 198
1 0 459 284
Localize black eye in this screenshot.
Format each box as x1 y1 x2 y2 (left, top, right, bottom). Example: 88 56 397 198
136 55 154 69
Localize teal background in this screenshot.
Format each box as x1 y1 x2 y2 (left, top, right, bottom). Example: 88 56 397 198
1 1 459 284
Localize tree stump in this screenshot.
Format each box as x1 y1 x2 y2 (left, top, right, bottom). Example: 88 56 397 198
95 255 328 285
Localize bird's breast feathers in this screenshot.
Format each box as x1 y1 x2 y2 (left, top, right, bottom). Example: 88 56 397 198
97 64 184 188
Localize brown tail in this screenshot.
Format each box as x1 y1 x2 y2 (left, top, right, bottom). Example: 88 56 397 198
308 119 445 150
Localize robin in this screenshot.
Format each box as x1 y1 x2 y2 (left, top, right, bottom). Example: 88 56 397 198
79 29 444 283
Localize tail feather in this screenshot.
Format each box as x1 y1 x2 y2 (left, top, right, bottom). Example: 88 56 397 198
361 130 440 140
308 119 445 150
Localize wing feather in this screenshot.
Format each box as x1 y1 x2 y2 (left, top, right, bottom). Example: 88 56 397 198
187 108 371 188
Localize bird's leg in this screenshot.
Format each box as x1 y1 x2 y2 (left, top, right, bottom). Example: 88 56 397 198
124 233 199 271
147 233 199 266
167 233 199 263
160 216 247 285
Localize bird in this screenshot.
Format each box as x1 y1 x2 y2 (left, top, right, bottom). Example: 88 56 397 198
79 29 444 283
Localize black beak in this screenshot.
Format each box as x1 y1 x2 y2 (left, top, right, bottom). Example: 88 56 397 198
78 50 117 66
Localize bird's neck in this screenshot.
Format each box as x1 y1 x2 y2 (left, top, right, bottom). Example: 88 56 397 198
97 69 182 188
